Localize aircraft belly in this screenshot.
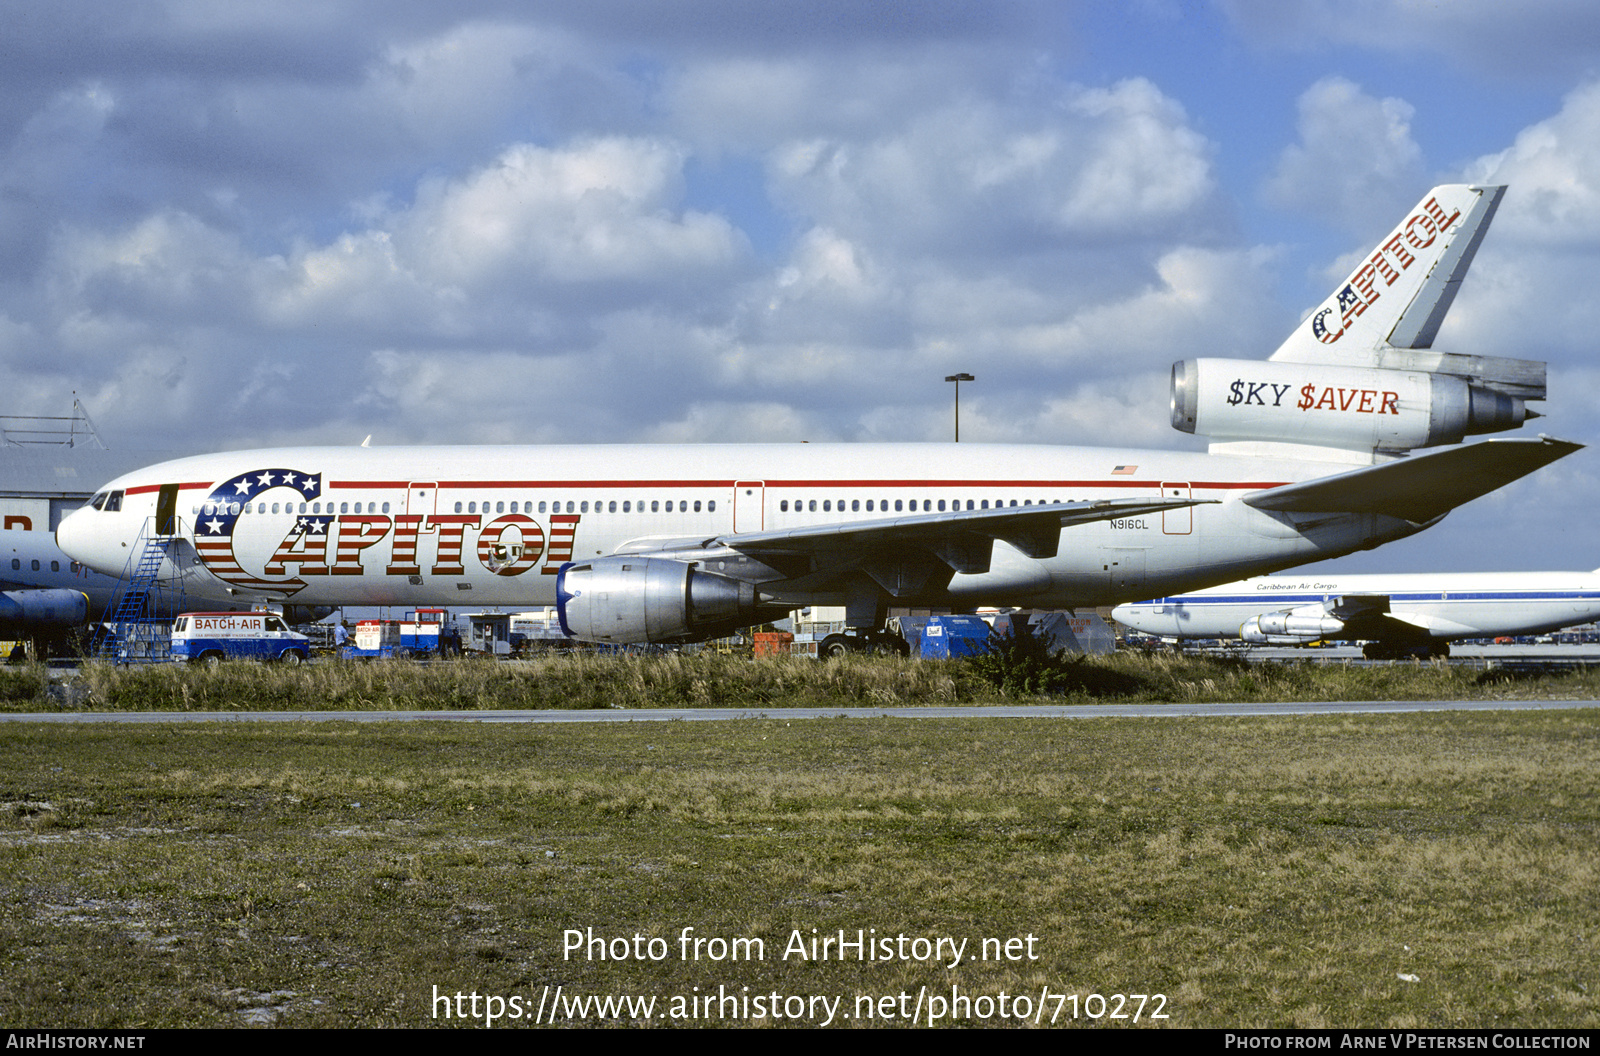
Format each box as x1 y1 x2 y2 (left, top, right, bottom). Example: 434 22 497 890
942 543 1052 602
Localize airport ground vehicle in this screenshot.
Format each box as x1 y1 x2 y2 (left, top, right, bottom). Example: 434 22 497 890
342 608 462 658
170 611 310 664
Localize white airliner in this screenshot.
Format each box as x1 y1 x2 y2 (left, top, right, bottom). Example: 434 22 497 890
0 527 254 643
54 184 1580 654
0 528 99 640
1112 569 1600 659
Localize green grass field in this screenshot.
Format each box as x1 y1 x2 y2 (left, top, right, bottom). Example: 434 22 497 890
2 703 1596 1028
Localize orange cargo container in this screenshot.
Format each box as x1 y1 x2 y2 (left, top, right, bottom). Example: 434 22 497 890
752 631 794 657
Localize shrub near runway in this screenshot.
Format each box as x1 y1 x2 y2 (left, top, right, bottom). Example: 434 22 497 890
6 651 1600 712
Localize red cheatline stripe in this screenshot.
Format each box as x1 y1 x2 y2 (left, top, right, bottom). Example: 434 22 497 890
135 476 1291 493
126 481 213 495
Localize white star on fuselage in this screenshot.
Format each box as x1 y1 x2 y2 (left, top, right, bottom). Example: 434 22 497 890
256 472 275 489
205 518 225 534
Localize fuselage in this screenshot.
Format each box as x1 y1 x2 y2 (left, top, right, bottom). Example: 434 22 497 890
1113 570 1600 642
54 442 1428 613
2 528 113 600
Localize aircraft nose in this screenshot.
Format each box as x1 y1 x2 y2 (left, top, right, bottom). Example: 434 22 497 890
55 507 105 571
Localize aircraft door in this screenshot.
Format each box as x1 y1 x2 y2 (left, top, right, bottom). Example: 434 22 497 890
406 482 438 516
156 484 180 536
734 481 765 533
1160 481 1192 535
1102 547 1147 598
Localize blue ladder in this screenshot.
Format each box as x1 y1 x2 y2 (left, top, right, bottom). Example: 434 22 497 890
93 520 185 662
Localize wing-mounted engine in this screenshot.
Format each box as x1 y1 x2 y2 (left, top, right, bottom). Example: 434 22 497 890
1238 594 1392 645
556 556 773 644
1239 604 1347 645
0 589 90 635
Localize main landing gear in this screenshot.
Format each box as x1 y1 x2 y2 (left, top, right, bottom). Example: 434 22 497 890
818 631 911 658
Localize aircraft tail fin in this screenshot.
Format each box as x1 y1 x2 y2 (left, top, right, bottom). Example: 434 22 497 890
1270 184 1507 366
1242 435 1579 523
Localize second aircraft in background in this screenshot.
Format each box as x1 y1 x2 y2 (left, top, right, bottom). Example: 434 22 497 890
1112 568 1600 659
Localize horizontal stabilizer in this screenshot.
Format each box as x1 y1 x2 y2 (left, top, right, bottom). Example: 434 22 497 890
1243 435 1580 522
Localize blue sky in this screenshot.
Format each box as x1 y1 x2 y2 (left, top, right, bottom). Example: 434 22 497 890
4 1 1600 572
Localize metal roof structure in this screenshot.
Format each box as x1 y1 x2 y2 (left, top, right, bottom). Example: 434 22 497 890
0 447 190 501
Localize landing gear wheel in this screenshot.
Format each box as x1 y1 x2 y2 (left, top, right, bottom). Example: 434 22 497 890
819 634 854 660
866 632 910 657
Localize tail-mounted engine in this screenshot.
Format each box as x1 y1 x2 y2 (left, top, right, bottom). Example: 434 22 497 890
1171 358 1539 455
557 556 766 644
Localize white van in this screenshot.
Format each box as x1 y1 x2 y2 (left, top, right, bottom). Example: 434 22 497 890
170 612 310 664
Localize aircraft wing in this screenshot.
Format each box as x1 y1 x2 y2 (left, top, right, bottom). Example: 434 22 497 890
1327 594 1390 620
610 495 1213 596
1242 436 1580 523
710 496 1211 563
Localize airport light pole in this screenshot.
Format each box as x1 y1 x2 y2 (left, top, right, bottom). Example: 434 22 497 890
944 373 974 442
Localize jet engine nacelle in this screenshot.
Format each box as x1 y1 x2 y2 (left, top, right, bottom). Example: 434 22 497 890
1239 607 1345 645
557 556 764 644
0 589 90 636
1171 359 1530 453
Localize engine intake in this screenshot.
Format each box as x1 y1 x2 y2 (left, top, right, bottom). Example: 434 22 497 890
557 556 764 644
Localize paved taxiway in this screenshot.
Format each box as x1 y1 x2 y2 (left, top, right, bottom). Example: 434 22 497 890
1 700 1595 723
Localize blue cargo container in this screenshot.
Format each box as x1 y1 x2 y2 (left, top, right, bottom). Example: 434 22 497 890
919 615 993 658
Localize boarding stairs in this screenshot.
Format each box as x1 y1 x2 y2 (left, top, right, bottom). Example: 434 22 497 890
92 518 186 663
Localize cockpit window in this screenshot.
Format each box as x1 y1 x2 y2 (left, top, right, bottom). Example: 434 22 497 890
88 491 108 511
105 491 123 512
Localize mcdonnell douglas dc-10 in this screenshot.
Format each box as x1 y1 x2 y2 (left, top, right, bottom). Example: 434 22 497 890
1113 568 1600 660
56 185 1579 655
